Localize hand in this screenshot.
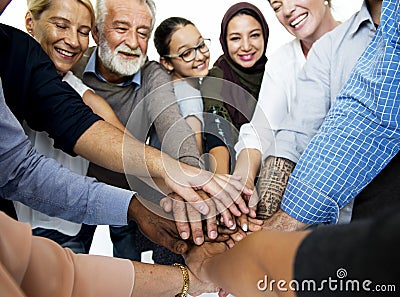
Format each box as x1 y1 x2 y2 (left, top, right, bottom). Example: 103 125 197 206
262 209 310 231
188 268 219 296
160 192 234 245
185 242 228 284
162 160 252 217
127 195 191 254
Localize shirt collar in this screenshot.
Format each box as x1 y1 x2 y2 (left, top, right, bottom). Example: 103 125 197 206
84 47 141 90
349 0 376 36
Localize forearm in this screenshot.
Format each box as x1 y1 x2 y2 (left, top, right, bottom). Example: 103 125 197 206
74 120 173 179
132 262 188 297
209 146 230 174
203 231 307 297
257 156 295 220
154 104 201 168
233 148 263 189
82 90 127 133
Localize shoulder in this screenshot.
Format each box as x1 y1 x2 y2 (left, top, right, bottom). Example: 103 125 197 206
313 12 362 49
207 65 224 79
265 39 304 73
141 60 169 80
0 24 47 59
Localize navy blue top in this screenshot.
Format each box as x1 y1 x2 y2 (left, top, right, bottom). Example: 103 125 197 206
0 24 101 155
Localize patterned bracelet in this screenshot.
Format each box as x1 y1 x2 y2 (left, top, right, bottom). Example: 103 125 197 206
173 263 190 297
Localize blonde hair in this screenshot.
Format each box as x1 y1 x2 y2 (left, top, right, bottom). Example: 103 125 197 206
27 0 95 26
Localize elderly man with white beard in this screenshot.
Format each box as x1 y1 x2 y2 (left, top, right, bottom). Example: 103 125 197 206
71 0 218 264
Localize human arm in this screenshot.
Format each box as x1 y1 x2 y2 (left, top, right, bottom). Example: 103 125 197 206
0 211 216 297
62 71 127 134
174 79 205 154
280 10 400 225
186 229 308 297
0 87 133 226
185 115 203 154
142 65 248 239
82 89 127 133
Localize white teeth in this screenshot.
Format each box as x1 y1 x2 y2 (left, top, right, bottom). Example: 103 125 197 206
291 13 307 28
56 48 74 57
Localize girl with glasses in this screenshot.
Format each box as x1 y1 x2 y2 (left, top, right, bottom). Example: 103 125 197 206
154 17 210 154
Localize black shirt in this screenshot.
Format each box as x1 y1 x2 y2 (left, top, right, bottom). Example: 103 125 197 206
295 206 400 296
0 24 101 155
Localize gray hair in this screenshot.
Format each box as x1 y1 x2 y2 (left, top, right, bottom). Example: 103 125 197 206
95 0 156 33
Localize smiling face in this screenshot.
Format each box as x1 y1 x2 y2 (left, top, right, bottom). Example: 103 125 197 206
94 0 152 83
25 0 92 75
270 0 331 43
163 24 210 81
226 14 264 68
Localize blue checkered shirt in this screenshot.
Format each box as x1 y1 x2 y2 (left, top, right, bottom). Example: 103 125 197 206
281 0 400 224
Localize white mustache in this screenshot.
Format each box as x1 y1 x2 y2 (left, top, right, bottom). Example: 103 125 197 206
115 44 142 56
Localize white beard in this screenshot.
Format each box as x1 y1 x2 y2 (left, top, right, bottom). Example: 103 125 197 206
98 35 146 76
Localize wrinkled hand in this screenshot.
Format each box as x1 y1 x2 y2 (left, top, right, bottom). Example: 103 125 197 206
262 209 310 231
162 161 252 218
185 242 228 286
223 215 263 248
188 269 219 297
160 192 234 245
128 195 191 254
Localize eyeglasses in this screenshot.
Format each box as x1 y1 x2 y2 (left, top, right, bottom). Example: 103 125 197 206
164 39 211 62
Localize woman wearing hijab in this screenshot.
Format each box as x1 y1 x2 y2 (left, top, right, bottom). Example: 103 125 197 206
201 2 269 174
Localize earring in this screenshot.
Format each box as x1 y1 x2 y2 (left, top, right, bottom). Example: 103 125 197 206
324 0 329 6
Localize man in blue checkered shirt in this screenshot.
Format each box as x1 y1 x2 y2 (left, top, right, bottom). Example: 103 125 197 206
264 0 400 231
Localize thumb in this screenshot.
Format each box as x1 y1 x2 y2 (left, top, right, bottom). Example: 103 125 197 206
172 238 192 254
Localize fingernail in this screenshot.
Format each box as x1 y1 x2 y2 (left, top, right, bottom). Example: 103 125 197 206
210 231 217 239
229 223 236 230
195 237 203 245
181 232 189 240
242 224 248 232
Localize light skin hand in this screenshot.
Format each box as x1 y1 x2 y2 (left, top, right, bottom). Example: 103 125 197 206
160 193 233 244
162 160 252 217
232 148 263 231
262 209 310 232
187 230 309 297
184 242 228 286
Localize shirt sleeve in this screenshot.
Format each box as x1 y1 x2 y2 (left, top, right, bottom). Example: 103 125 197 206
0 212 134 297
281 3 400 224
235 41 304 160
174 80 204 127
0 26 102 155
274 36 333 163
62 71 93 97
0 82 133 226
143 63 201 167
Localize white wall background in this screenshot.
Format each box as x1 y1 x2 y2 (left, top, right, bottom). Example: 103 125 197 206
2 0 363 64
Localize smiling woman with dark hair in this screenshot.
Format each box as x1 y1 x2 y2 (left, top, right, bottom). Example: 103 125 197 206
201 2 270 176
